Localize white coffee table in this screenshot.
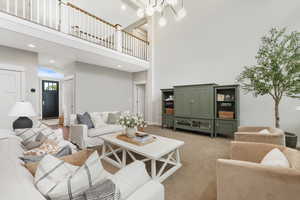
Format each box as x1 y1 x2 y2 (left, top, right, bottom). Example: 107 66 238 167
100 132 184 182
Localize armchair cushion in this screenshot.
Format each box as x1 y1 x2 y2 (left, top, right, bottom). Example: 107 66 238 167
261 148 290 168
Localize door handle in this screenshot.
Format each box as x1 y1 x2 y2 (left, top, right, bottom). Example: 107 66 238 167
42 101 45 105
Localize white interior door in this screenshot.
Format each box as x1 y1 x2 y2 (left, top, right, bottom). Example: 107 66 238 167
135 84 145 119
63 77 75 126
0 69 22 129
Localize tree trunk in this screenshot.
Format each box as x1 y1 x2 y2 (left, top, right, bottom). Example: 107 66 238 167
275 100 280 128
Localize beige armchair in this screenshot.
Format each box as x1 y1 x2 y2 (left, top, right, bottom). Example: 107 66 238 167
235 126 285 145
217 142 300 200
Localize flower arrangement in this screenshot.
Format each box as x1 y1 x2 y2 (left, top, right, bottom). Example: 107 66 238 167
118 113 147 128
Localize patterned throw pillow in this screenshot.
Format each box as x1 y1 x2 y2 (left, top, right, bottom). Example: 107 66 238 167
15 121 56 145
23 139 60 156
35 151 108 200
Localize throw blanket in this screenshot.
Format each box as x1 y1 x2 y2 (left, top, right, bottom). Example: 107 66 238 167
53 179 121 200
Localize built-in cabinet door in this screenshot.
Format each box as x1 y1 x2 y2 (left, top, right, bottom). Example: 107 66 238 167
175 88 191 117
190 86 211 118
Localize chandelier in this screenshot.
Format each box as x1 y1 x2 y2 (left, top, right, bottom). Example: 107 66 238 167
136 0 186 27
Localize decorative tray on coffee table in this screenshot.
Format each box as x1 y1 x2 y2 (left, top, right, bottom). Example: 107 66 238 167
116 132 156 146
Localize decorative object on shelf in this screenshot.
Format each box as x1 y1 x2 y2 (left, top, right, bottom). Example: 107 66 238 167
217 94 225 101
8 101 36 130
218 111 234 119
118 113 147 138
237 27 300 128
136 0 186 27
166 108 174 115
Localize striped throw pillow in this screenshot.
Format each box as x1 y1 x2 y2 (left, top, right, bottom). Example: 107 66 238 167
35 151 108 200
15 121 54 145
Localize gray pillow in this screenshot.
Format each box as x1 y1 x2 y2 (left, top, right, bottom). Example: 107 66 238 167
20 145 72 163
107 112 121 124
77 112 94 129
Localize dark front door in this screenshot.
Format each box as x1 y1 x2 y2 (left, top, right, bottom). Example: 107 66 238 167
42 80 59 119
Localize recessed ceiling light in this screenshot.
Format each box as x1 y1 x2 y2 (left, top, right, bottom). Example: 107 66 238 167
27 44 36 48
118 65 122 68
49 60 55 63
121 4 127 11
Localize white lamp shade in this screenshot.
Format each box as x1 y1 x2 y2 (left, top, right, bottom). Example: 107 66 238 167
297 106 300 111
8 102 36 117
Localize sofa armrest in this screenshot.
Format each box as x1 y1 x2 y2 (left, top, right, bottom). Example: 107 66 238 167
235 131 285 145
127 180 164 200
217 159 300 200
70 124 88 149
230 141 285 163
111 161 151 199
237 126 269 132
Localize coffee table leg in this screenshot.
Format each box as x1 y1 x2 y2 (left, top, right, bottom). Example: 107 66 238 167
151 159 157 179
122 149 127 167
102 142 106 157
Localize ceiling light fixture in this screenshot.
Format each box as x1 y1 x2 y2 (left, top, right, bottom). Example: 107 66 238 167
27 44 36 48
159 13 167 27
136 0 186 26
117 65 123 68
121 4 127 11
49 60 55 64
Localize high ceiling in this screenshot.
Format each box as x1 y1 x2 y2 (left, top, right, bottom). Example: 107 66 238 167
68 0 139 28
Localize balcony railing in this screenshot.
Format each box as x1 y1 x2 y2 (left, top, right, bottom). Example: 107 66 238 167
0 0 149 61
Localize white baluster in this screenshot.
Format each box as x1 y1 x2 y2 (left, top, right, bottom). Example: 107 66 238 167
49 0 52 28
6 0 9 13
55 0 58 29
30 0 33 21
15 0 18 15
37 0 40 23
43 0 46 25
22 0 25 18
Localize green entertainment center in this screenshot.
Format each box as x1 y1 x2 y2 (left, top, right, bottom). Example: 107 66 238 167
161 84 239 137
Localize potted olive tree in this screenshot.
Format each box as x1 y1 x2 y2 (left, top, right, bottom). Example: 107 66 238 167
237 27 300 147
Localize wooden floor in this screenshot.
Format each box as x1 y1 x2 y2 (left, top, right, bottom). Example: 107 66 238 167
49 125 70 140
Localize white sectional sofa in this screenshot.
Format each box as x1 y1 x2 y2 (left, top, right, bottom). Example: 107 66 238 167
70 111 125 149
0 135 164 200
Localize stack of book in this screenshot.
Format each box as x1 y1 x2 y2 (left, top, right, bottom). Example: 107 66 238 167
134 133 153 144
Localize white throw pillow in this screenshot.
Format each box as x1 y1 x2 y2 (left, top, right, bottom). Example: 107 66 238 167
111 161 150 199
35 151 108 200
90 112 106 128
261 148 290 168
259 129 271 134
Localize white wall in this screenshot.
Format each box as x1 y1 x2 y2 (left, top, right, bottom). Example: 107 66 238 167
72 62 133 113
0 45 39 112
152 0 300 139
133 71 147 83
